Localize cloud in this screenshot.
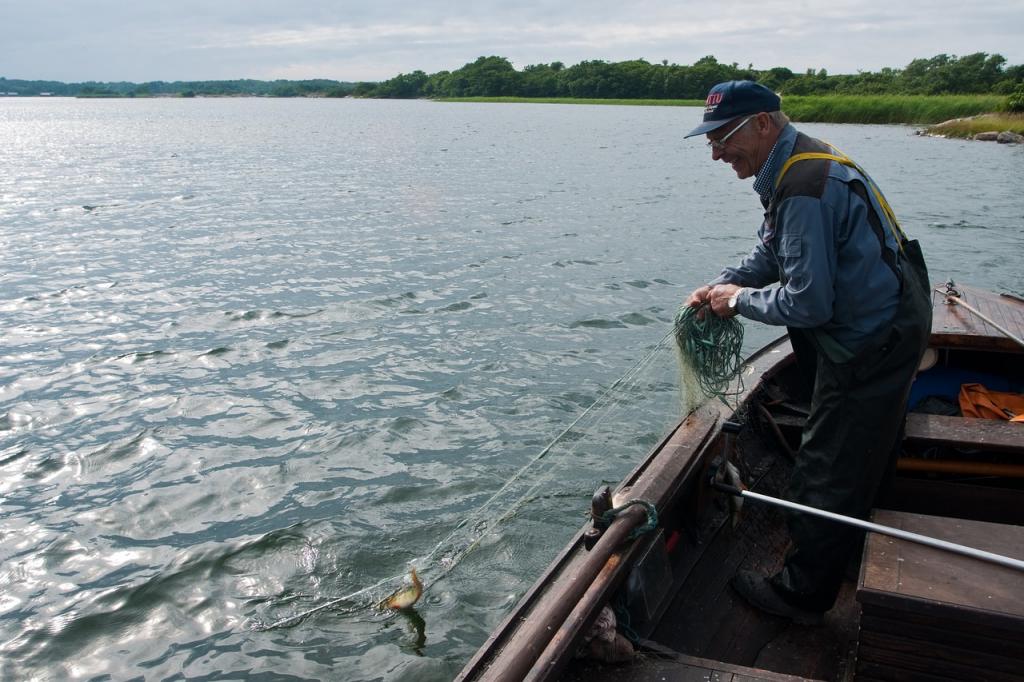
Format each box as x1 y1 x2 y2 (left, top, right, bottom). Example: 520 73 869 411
2 0 1022 81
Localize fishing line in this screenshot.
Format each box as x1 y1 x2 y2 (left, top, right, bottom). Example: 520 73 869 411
258 307 746 629
471 339 678 536
392 332 678 584
255 328 678 629
252 574 399 629
415 329 676 572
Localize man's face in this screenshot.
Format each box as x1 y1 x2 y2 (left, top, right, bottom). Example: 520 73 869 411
706 115 762 180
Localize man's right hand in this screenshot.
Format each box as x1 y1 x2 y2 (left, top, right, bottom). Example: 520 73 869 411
685 285 712 309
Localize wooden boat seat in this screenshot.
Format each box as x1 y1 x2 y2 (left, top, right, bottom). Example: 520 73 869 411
902 412 1022 453
761 408 1024 480
763 410 1021 454
857 510 1024 681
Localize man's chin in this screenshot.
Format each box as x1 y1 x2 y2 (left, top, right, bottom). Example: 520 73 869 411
721 158 751 179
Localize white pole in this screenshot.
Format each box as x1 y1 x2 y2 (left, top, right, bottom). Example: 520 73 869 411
739 489 1024 572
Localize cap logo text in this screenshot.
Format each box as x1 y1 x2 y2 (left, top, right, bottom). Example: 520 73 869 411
704 92 723 114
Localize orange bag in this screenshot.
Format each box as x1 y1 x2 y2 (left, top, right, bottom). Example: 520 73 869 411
958 383 1024 422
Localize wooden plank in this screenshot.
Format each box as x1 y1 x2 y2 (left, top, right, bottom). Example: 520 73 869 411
855 640 1023 682
859 602 1024 646
768 411 1023 454
904 413 1023 453
859 610 1024 659
857 601 1024 656
855 652 962 682
857 628 1024 677
930 283 1024 353
858 510 1024 631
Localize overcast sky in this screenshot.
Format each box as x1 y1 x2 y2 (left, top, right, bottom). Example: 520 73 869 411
4 0 1023 83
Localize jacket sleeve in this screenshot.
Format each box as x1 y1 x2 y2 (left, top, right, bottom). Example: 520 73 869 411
736 196 836 327
707 232 779 289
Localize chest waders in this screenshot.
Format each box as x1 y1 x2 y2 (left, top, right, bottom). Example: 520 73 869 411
765 139 933 612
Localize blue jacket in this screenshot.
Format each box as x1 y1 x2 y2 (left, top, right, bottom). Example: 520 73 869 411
709 124 903 355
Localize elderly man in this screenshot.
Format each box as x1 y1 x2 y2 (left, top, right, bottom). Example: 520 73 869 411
684 81 932 623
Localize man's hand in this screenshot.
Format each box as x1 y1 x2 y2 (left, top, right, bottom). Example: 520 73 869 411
685 285 713 319
685 285 712 309
708 284 742 318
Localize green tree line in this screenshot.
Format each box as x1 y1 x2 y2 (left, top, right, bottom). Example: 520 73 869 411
0 78 355 97
357 53 1024 100
5 53 1021 103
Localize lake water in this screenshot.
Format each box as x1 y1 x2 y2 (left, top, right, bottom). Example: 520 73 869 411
1 98 1021 681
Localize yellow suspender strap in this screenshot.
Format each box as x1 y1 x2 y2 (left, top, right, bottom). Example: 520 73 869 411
775 150 908 252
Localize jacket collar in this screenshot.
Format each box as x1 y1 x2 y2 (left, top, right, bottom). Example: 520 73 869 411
753 123 797 206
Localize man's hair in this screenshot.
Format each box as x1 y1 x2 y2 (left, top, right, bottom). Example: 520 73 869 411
768 110 790 129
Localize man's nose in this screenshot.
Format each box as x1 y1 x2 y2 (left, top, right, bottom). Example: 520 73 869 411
710 144 725 161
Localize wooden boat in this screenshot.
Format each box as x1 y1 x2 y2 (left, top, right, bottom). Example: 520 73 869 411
456 283 1024 682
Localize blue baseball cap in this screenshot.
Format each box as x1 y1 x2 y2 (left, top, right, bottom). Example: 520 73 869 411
684 80 781 138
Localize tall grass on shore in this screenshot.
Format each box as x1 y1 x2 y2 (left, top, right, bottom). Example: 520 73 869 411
435 94 1005 126
781 95 1005 124
924 113 1024 138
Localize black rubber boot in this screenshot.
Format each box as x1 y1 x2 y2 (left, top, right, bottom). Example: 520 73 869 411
731 570 824 626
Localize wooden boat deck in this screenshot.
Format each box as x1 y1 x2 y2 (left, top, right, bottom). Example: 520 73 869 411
931 285 1024 352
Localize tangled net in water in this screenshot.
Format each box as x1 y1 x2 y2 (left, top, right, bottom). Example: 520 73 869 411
673 304 745 405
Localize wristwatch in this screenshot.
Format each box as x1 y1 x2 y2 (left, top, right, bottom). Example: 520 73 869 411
728 288 746 310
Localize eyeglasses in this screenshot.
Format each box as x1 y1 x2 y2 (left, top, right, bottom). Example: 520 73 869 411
706 115 754 151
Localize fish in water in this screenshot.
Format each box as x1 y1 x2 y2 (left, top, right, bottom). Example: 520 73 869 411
383 568 423 610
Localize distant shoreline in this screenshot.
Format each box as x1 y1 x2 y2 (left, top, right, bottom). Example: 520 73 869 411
0 77 354 98
6 92 1022 138
436 94 1008 126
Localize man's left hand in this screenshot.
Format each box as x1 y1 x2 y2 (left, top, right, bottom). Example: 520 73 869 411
708 284 742 318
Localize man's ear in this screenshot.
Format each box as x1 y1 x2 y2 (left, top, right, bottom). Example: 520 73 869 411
756 112 774 136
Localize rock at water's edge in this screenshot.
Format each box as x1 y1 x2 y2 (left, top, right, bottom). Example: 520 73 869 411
996 130 1024 144
973 131 1000 141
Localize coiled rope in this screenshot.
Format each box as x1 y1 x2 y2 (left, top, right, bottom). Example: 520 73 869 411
673 304 745 403
597 499 659 541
